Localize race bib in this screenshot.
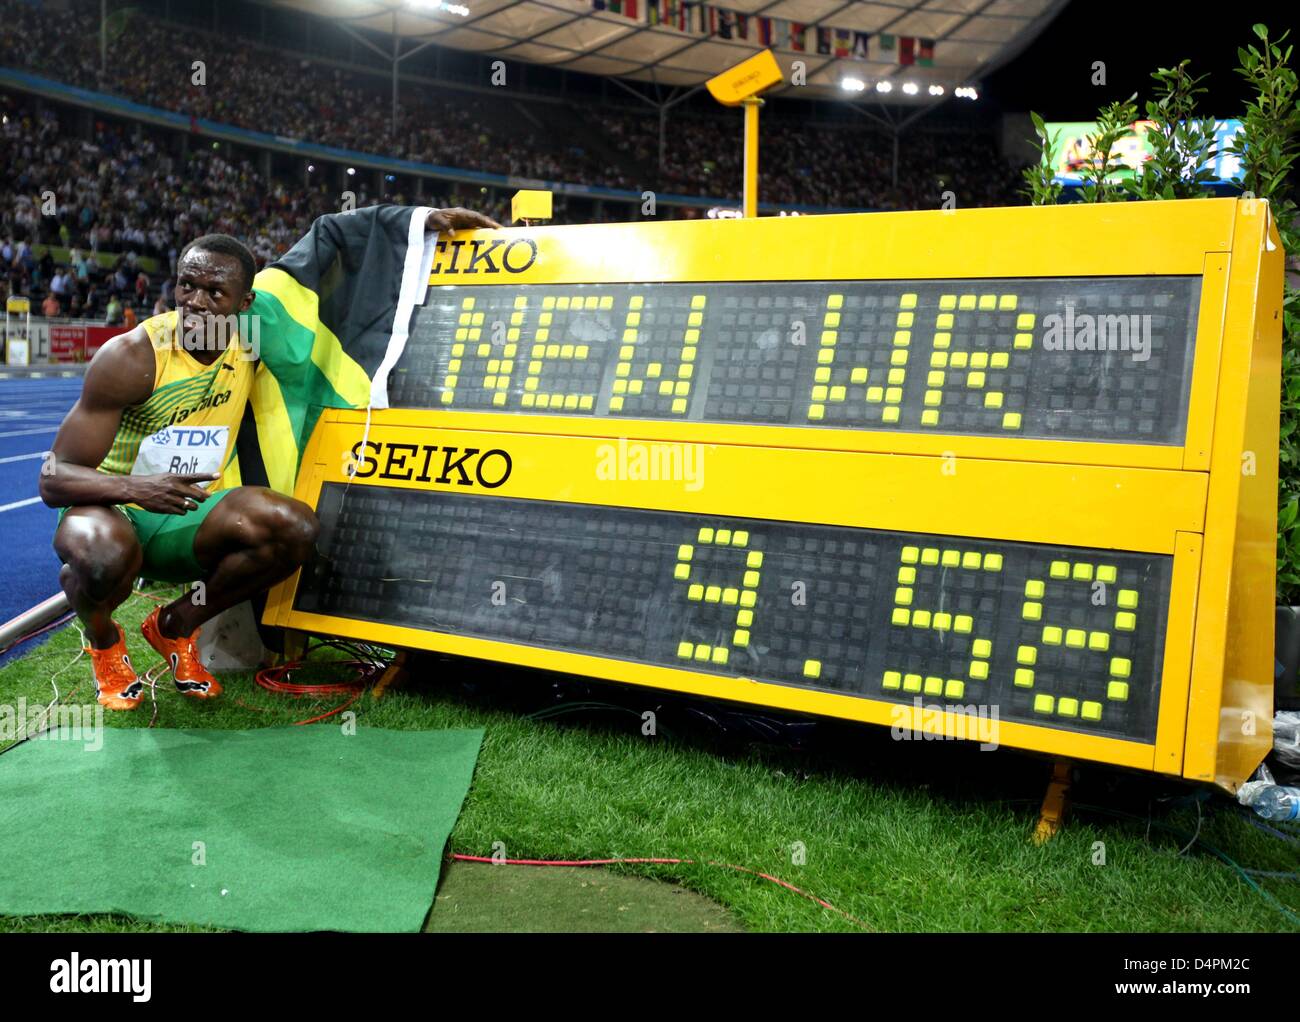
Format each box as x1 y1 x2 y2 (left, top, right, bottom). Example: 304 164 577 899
131 425 229 482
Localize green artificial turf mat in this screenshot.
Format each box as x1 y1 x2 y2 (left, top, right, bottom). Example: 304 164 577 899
0 725 482 931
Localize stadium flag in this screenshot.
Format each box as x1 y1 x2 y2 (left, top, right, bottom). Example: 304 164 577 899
899 35 915 65
816 26 831 54
625 0 637 19
833 28 850 57
758 16 772 45
852 31 871 60
238 205 438 496
918 37 935 66
717 9 733 39
708 6 717 35
735 13 748 40
790 22 807 52
879 32 896 61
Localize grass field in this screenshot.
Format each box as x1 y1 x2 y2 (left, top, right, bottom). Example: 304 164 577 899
1 587 1298 933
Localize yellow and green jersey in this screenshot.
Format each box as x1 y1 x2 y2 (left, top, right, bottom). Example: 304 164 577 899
99 311 255 496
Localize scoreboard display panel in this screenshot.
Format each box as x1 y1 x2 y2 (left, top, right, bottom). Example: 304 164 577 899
265 198 1284 792
387 277 1201 445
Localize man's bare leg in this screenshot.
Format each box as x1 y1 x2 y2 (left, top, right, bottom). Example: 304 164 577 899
53 506 143 649
154 486 319 640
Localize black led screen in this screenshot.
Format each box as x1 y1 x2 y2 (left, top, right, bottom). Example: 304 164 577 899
297 484 1172 742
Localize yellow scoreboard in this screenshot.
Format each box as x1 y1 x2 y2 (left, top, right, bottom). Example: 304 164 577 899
264 198 1284 793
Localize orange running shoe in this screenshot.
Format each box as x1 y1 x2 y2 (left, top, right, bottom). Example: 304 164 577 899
85 623 143 711
141 608 222 699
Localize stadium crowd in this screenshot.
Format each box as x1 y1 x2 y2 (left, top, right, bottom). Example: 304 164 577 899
596 109 1018 210
0 91 516 321
0 0 1023 208
0 0 1025 320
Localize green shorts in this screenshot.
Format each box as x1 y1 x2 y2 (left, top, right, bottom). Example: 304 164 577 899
57 488 234 584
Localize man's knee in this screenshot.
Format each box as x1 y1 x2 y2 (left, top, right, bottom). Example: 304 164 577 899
213 488 319 563
273 499 319 563
54 510 141 601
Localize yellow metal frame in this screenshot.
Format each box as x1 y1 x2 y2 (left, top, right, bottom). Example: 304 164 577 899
1183 200 1283 790
264 198 1284 791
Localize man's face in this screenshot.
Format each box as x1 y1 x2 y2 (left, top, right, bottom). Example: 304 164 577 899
174 249 253 350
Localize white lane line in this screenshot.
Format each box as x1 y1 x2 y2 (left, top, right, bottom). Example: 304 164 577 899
0 451 46 464
0 496 42 513
0 427 58 438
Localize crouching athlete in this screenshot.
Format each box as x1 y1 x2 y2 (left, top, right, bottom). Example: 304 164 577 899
38 234 317 710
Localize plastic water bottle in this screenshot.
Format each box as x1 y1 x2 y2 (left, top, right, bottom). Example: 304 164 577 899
1254 785 1300 821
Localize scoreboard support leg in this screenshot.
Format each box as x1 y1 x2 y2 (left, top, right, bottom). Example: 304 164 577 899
263 628 309 669
372 650 410 701
1032 761 1074 845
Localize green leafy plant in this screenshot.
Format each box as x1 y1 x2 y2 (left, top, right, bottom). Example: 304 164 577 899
1022 111 1064 206
1076 95 1139 202
1124 60 1220 200
1231 26 1300 600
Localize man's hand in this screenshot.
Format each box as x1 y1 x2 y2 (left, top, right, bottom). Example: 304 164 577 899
127 472 220 515
426 207 503 235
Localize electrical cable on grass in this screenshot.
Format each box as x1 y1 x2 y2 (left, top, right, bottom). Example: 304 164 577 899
141 661 168 728
1244 869 1300 881
1234 806 1300 845
253 639 389 724
0 625 86 759
1069 800 1300 929
997 795 1300 928
1177 795 1204 856
449 852 872 930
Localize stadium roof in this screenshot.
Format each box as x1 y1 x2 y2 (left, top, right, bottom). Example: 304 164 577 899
267 0 1070 104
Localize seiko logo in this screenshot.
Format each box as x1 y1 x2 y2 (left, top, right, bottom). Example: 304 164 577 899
350 440 512 488
429 238 537 276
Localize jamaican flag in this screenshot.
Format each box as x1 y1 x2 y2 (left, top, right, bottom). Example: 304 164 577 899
233 204 438 495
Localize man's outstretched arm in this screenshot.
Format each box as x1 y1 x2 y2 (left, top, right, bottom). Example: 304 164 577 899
425 207 503 234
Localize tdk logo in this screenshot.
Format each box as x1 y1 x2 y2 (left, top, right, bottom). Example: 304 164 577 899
429 237 537 276
170 428 225 447
49 954 151 1002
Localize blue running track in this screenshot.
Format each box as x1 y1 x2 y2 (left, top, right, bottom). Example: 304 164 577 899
0 376 80 663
